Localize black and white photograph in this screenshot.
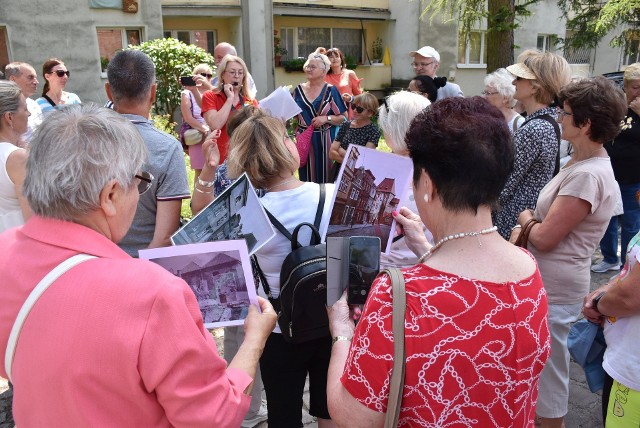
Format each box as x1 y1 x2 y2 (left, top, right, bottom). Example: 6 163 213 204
171 173 275 255
139 240 258 329
322 145 413 253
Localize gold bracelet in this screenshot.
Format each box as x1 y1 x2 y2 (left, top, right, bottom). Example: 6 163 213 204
194 187 214 194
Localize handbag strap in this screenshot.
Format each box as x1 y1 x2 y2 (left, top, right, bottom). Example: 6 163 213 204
383 267 406 428
43 94 57 107
314 84 329 117
4 253 96 382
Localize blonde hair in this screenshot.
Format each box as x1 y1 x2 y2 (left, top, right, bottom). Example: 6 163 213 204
192 63 213 76
216 54 252 100
624 63 640 82
353 92 379 112
519 50 571 105
227 115 298 189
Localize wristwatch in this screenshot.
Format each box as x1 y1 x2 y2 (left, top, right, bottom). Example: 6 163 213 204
592 291 606 312
332 336 351 345
327 115 332 123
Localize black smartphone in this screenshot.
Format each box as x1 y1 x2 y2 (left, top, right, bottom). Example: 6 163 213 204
347 237 380 305
180 75 196 86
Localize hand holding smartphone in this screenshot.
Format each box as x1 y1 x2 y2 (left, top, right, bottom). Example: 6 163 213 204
327 237 380 306
180 75 196 87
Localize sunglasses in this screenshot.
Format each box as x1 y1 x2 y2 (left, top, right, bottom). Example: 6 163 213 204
53 70 70 78
135 171 153 195
200 72 213 78
353 105 366 113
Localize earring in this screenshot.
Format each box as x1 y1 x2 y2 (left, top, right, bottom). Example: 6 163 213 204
423 194 429 204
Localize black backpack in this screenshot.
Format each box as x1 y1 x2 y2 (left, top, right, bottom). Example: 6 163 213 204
254 184 329 343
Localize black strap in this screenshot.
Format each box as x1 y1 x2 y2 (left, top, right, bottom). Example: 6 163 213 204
43 95 57 107
257 183 326 297
530 114 561 176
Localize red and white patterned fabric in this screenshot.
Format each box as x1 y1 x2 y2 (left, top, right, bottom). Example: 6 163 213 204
341 260 550 427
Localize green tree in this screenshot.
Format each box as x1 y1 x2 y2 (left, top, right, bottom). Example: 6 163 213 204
420 0 536 72
559 0 640 50
128 38 215 116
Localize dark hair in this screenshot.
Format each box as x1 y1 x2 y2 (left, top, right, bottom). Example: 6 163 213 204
107 50 156 105
326 48 345 73
406 97 514 213
412 75 446 102
41 58 63 97
558 77 627 144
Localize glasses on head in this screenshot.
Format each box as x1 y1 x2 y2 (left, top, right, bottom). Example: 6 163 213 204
200 72 213 78
135 171 153 195
411 61 434 69
353 105 366 113
382 96 390 113
556 107 573 120
225 70 244 77
481 90 499 96
53 70 70 78
304 64 324 71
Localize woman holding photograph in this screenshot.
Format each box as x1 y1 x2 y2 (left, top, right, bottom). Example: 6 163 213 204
227 114 337 428
0 104 276 426
326 97 550 427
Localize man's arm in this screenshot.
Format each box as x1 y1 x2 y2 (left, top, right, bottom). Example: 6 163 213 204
147 200 182 249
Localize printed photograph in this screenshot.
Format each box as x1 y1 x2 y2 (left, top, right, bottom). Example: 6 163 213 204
322 145 413 253
171 173 275 255
139 240 258 329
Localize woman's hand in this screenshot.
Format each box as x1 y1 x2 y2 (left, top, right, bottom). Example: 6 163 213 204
202 129 222 170
582 285 610 324
192 74 214 91
392 207 431 258
630 97 640 116
311 115 328 128
342 93 353 104
223 83 234 99
327 292 356 339
244 297 278 345
517 208 534 225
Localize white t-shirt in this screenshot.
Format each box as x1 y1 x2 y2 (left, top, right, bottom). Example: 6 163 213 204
0 142 25 232
256 182 335 332
603 231 640 391
23 98 42 143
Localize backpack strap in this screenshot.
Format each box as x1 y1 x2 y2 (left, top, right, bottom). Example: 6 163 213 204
313 183 326 230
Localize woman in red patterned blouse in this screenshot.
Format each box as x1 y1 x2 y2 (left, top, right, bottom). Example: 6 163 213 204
327 97 551 427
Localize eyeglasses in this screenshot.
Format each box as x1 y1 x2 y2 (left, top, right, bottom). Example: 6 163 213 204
200 72 213 78
411 61 435 68
304 65 324 71
382 96 390 113
556 108 573 120
53 70 70 78
481 90 499 96
353 105 366 113
135 171 153 195
225 70 244 77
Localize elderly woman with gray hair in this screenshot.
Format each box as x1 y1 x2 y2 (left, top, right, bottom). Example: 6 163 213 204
482 68 524 133
0 104 276 426
0 80 31 232
377 91 432 268
293 52 348 183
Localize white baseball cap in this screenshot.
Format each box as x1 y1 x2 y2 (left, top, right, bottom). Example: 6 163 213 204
410 46 440 62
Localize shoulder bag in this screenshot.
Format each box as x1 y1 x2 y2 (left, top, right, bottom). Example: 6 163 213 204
296 84 329 168
383 267 406 428
5 254 96 382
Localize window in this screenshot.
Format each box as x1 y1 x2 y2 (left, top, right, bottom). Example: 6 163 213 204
623 30 640 65
0 27 9 72
280 27 363 63
457 31 486 67
97 28 141 72
164 30 217 55
537 34 557 53
563 31 590 64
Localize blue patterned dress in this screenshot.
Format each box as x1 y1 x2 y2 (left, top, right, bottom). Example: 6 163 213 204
293 83 347 183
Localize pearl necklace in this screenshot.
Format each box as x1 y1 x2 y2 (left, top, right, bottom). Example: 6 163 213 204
264 177 298 192
418 226 498 264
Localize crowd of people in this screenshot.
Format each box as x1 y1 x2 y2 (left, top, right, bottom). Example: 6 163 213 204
1 40 639 428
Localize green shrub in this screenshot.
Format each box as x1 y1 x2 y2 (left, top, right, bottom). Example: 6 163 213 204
128 38 215 116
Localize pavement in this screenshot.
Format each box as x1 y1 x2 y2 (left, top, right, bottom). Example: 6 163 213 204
0 253 614 428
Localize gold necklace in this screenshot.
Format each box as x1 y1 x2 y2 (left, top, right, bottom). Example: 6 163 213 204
418 226 498 264
265 177 298 192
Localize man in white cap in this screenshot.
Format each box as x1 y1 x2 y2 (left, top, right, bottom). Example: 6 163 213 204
410 46 463 100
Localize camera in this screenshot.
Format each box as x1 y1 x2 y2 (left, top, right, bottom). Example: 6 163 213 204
180 75 196 86
327 236 380 306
